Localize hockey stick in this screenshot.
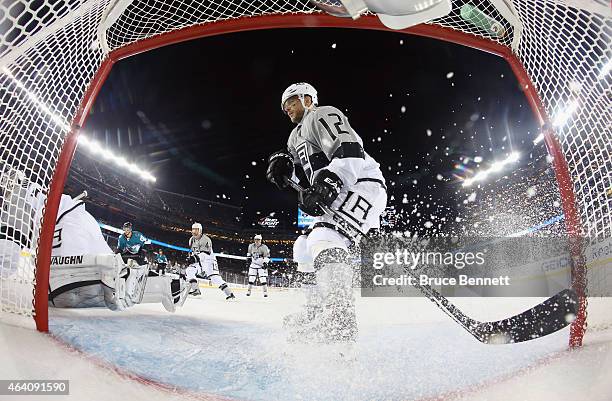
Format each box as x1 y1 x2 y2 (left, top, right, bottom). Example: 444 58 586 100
283 177 578 344
73 190 88 201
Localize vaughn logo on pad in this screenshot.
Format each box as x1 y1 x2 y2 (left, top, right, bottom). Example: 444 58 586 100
50 255 84 265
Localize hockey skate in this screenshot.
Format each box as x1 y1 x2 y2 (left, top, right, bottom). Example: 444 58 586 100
283 273 321 328
287 294 357 344
283 304 323 329
286 258 357 344
189 288 201 296
226 293 236 300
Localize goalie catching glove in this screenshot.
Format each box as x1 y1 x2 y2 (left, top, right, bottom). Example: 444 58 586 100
299 170 343 217
266 149 294 190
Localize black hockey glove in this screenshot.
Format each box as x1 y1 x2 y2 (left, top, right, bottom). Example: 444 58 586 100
186 254 199 265
266 149 294 190
299 170 343 217
245 257 252 268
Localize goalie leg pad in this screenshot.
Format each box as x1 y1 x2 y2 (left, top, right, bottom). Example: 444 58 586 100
185 264 198 281
51 281 105 308
50 254 122 309
172 278 189 307
140 275 185 312
124 263 150 306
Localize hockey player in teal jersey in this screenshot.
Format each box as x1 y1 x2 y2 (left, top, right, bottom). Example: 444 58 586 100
117 222 148 265
155 249 168 275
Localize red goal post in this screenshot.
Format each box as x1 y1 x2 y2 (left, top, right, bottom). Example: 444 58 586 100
1 1 609 349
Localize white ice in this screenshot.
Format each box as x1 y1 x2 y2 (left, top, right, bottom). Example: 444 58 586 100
1 287 611 401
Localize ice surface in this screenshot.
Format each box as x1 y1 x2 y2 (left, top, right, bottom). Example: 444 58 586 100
2 289 611 401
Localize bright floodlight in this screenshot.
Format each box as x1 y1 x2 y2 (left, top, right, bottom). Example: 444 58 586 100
78 134 156 182
2 66 70 132
489 161 504 172
552 100 579 128
508 152 520 163
598 58 611 80
462 152 521 187
533 133 545 144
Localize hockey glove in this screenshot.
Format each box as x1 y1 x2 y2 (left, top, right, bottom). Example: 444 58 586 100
266 149 294 190
186 254 199 265
299 170 343 217
245 257 252 268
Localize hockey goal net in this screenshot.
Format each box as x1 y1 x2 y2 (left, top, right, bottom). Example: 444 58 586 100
0 0 610 347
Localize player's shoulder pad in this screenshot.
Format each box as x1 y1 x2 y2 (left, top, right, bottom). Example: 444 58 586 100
288 125 300 142
314 105 343 117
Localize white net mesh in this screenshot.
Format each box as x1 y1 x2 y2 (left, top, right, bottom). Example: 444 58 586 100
0 0 609 340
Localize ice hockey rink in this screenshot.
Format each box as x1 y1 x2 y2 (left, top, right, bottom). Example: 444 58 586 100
2 284 611 401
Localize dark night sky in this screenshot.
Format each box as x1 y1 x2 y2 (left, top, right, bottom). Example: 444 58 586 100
79 27 544 228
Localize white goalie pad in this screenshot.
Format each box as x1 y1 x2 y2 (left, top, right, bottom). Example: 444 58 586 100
141 275 189 312
49 254 187 312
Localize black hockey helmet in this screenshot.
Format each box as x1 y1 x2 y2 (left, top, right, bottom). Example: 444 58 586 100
122 222 132 230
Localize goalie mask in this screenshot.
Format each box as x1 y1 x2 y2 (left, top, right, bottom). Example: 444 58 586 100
281 82 318 112
310 0 451 29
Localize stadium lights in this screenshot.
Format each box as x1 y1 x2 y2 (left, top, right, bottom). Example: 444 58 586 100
78 135 156 182
2 66 70 132
598 59 611 80
462 152 520 187
552 100 579 128
533 133 544 144
1 67 156 183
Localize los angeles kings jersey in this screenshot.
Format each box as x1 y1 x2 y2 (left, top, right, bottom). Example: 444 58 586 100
247 243 270 268
189 234 213 255
286 106 385 189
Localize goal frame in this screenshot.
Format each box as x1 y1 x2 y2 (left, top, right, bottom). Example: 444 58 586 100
33 13 586 347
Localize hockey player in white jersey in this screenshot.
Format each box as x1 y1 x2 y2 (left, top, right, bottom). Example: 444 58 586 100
246 234 271 297
267 83 387 343
186 222 235 299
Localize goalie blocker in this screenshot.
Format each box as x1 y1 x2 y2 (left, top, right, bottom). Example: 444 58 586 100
49 254 189 312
